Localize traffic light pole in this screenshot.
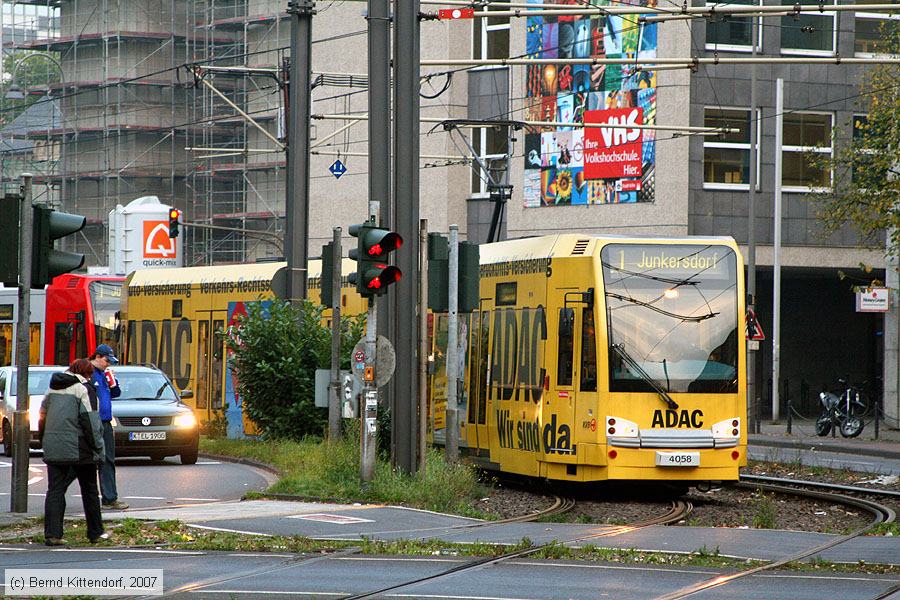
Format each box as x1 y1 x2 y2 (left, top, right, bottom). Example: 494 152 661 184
445 225 459 463
328 227 342 441
360 298 378 486
11 173 33 513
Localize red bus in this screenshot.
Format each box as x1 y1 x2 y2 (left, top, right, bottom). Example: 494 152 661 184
43 274 125 366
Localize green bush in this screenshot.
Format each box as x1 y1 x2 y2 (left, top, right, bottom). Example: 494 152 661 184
221 299 364 440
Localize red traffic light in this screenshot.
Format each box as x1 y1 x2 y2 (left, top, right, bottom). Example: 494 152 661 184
169 208 181 220
364 265 402 292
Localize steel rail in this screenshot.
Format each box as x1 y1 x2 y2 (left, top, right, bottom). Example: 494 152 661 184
340 499 691 600
654 479 895 600
742 473 900 500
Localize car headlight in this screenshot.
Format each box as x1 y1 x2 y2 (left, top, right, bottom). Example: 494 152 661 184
173 413 197 428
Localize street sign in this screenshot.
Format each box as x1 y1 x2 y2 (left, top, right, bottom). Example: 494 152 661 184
351 335 397 388
329 159 347 179
746 308 765 341
855 287 890 313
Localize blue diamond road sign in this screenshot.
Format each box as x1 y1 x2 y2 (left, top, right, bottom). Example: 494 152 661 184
329 159 347 179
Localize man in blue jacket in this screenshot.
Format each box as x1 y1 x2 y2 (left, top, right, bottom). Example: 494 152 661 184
91 344 128 510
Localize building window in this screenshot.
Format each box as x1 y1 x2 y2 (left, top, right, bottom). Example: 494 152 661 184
471 7 510 196
781 0 836 54
703 108 760 188
782 112 832 190
705 0 761 51
854 0 899 56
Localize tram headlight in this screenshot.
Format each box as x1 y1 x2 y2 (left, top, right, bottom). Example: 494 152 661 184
606 416 638 437
712 418 740 438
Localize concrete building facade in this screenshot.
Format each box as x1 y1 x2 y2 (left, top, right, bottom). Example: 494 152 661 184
1 0 896 424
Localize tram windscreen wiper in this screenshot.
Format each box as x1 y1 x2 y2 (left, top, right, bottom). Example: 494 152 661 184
610 343 678 410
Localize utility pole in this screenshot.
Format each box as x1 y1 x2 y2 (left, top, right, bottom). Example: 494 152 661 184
285 0 315 302
445 225 459 463
11 173 33 513
772 78 784 423
328 227 342 441
418 219 428 473
747 14 759 433
392 0 421 475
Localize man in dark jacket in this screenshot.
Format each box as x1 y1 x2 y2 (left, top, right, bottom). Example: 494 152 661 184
90 344 128 510
39 365 106 545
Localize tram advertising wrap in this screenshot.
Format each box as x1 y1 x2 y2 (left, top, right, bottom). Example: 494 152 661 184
120 260 364 434
427 234 746 486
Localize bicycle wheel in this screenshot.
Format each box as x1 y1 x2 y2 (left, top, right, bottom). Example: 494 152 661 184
815 413 832 436
839 414 864 438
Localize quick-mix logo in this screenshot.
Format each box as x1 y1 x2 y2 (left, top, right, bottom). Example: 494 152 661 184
143 220 177 266
583 108 643 180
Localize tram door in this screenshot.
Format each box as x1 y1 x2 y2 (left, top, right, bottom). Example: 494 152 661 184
553 291 597 454
195 311 226 424
466 309 490 451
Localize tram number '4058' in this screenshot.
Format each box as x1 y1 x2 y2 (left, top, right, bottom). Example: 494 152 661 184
655 451 700 467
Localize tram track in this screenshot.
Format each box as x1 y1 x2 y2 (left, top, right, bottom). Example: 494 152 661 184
653 474 896 600
339 498 691 600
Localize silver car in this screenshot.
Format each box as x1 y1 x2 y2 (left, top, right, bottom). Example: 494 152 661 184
0 366 61 457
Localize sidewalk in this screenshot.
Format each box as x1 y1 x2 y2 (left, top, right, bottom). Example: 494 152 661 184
749 418 900 460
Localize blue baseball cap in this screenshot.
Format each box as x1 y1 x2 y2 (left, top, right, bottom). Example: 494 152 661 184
94 344 119 365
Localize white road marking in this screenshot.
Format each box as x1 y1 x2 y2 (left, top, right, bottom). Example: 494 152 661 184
28 466 43 473
186 524 272 537
189 592 343 597
195 461 221 465
27 477 43 486
175 497 219 502
55 548 206 555
122 496 166 500
0 462 11 468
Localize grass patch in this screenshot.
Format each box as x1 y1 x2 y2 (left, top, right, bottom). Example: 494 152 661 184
751 492 778 529
869 522 900 536
201 436 488 517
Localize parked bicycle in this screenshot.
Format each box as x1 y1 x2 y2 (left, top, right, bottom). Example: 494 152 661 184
815 378 867 438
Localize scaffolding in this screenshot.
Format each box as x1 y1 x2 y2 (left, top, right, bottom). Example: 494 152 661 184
2 0 289 266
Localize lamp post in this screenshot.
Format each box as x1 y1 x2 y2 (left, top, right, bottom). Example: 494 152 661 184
4 52 66 209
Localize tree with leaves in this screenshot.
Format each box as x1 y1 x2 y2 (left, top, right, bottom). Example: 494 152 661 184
810 23 900 257
221 299 364 440
1 51 62 128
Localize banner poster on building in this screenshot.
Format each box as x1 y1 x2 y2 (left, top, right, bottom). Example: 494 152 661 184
523 0 657 207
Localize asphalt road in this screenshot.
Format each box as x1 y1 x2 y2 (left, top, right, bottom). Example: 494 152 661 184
0 452 275 515
0 548 897 600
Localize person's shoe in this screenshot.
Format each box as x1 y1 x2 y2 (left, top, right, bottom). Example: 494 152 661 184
89 533 110 544
44 537 66 546
101 500 129 510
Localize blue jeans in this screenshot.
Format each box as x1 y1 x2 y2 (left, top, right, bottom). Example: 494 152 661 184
99 421 119 504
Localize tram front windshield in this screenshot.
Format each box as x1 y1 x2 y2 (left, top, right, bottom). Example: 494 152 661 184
90 281 122 349
602 244 738 394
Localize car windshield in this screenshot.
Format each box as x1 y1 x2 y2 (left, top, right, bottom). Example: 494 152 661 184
11 371 60 395
114 372 179 401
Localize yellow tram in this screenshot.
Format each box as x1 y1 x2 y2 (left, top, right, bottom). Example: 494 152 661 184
120 260 364 435
428 234 747 484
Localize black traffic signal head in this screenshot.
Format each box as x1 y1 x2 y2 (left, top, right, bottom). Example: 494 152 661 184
348 220 403 297
168 208 181 239
32 205 86 288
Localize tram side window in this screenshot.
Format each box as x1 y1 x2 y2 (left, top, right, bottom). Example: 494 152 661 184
580 308 597 392
557 308 574 387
